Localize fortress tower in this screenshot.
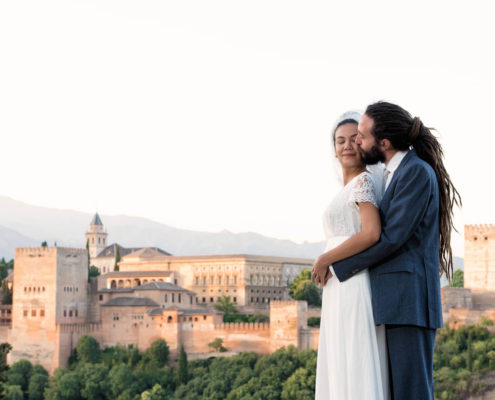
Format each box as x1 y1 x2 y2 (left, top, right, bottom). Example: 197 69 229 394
85 213 108 259
9 247 89 371
464 224 495 290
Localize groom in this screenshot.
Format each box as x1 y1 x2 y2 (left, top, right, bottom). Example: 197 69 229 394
328 102 459 400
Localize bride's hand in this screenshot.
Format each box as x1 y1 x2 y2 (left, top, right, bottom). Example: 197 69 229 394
311 256 331 286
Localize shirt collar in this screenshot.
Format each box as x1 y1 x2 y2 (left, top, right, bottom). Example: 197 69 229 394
385 150 409 174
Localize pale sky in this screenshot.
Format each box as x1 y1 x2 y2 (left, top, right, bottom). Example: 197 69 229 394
1 0 494 257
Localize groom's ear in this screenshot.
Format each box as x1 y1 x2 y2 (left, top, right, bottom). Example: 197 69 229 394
380 138 393 151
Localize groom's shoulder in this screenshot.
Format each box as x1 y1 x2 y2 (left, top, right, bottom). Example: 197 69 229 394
402 151 435 180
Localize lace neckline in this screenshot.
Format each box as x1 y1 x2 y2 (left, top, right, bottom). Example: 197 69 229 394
343 170 367 189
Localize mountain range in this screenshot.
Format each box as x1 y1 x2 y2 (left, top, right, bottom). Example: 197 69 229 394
0 196 463 283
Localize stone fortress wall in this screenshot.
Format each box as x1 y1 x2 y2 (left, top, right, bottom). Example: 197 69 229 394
443 224 495 331
0 215 318 374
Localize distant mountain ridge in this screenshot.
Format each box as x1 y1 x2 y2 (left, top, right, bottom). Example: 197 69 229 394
0 196 325 260
0 196 465 274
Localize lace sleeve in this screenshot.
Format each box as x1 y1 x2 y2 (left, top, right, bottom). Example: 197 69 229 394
349 172 378 208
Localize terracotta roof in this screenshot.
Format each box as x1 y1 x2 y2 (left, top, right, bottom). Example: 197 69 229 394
123 247 172 259
96 243 141 259
180 309 221 315
101 297 159 307
134 281 195 294
120 253 313 264
98 288 134 293
103 271 172 278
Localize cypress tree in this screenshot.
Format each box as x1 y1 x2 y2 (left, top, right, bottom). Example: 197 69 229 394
114 246 121 272
177 345 188 385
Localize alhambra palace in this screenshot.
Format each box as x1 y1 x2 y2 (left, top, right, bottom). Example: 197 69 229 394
1 215 495 374
0 214 319 373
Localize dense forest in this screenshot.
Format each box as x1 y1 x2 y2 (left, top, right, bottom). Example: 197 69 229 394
0 317 494 399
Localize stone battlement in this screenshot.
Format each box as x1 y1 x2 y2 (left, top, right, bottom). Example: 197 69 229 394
214 322 269 331
269 300 300 307
465 224 495 236
15 247 87 255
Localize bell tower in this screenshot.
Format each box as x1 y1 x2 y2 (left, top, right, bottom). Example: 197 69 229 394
85 213 108 259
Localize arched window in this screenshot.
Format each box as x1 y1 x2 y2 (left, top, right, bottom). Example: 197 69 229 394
111 280 117 289
167 316 172 323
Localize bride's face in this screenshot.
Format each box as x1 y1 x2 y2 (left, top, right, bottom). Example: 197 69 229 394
334 123 363 169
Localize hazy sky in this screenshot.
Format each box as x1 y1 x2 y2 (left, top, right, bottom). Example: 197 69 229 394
1 0 493 257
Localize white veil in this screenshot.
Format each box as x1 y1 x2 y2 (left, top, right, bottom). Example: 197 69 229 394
331 111 385 205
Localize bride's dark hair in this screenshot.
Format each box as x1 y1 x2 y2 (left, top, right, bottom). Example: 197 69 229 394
365 101 461 282
332 119 358 147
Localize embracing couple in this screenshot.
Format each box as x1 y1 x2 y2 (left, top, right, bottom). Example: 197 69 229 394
311 101 461 400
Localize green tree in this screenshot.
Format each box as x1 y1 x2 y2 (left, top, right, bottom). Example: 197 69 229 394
7 359 33 394
78 362 110 400
208 338 226 353
28 373 49 400
141 384 168 400
114 246 121 271
215 296 238 315
4 385 23 400
76 335 101 364
2 279 12 304
449 269 464 288
0 343 12 399
177 345 188 385
281 367 315 400
41 241 48 247
291 280 321 307
108 364 133 398
289 269 311 298
88 266 100 278
141 339 169 369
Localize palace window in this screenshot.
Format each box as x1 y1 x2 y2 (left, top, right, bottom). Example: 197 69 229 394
226 276 229 285
233 297 237 303
178 294 181 303
195 277 199 285
69 310 73 317
40 310 45 317
164 294 168 302
210 297 214 303
172 293 175 303
250 297 254 303
234 276 237 284
194 317 198 321
63 310 67 317
190 296 193 305
202 297 206 303
23 310 28 317
167 316 172 323
75 309 78 317
210 276 214 285
203 277 206 285
218 276 221 285
99 295 103 301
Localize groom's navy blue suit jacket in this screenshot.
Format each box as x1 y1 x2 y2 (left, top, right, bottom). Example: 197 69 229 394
332 150 443 329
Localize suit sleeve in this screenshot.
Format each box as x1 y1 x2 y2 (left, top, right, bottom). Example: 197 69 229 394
332 163 433 282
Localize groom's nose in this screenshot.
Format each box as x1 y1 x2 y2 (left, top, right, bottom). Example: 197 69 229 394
355 136 362 145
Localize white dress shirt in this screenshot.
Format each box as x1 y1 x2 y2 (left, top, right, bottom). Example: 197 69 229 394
383 150 409 191
328 150 410 279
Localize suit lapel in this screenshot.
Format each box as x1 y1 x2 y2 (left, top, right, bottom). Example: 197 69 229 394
380 149 417 212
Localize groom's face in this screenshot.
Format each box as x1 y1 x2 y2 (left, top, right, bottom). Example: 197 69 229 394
356 114 386 165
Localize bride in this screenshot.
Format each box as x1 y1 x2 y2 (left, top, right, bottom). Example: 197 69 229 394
312 111 390 399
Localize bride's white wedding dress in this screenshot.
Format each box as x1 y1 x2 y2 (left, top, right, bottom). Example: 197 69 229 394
315 171 390 400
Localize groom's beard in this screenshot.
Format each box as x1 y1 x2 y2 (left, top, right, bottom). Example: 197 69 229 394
359 144 386 165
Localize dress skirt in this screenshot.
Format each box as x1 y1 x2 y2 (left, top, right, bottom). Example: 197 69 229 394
315 236 390 400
